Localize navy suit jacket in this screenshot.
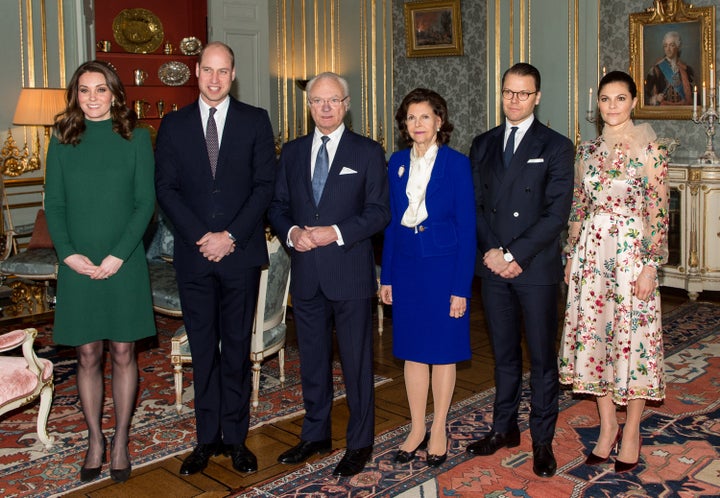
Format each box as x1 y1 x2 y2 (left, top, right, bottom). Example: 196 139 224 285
155 97 276 274
470 119 574 285
381 145 476 298
268 128 390 301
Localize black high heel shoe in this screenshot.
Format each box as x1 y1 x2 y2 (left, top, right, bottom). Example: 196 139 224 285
110 438 132 483
615 435 642 473
395 432 429 463
426 434 448 468
585 426 622 465
80 435 107 482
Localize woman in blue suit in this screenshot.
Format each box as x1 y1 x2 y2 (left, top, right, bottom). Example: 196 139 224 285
380 88 476 467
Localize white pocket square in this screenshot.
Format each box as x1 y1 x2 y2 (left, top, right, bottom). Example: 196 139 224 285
339 167 357 175
527 158 544 164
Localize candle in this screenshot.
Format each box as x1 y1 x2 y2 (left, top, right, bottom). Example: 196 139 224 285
602 66 606 76
711 65 715 90
703 82 707 110
588 88 593 113
693 85 698 116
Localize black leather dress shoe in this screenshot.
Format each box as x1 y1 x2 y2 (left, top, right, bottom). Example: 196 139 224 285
179 443 222 475
466 428 521 456
277 439 332 464
333 446 373 476
532 443 557 477
229 444 258 473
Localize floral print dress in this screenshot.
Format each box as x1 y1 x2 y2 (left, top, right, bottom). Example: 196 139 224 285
559 122 669 405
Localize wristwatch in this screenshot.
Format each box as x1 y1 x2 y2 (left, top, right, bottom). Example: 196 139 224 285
502 247 515 263
227 231 236 242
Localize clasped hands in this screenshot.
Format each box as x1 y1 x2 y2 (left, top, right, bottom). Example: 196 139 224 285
197 231 236 262
483 247 522 279
381 286 467 318
64 253 123 279
290 226 337 252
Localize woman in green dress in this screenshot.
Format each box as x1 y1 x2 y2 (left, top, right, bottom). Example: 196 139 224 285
44 61 156 483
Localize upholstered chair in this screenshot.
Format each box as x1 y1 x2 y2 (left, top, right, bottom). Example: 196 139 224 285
0 328 54 449
170 235 291 412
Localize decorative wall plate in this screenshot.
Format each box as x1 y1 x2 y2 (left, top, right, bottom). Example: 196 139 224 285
158 61 191 86
180 36 202 56
112 8 164 54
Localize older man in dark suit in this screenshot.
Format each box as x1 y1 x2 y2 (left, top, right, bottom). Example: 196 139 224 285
268 71 390 477
155 41 276 476
467 62 574 478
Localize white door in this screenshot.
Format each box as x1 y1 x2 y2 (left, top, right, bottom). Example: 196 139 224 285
208 0 270 109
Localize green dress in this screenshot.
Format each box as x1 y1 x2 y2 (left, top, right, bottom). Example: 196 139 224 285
44 119 157 346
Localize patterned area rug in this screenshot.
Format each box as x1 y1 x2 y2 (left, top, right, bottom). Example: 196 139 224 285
0 314 390 498
237 301 720 497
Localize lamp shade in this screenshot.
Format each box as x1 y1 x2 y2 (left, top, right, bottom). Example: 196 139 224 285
13 88 67 126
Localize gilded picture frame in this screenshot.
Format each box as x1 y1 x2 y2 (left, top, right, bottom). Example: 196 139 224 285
629 0 715 120
404 0 463 58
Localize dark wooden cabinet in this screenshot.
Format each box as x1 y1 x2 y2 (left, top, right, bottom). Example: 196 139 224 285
94 0 207 127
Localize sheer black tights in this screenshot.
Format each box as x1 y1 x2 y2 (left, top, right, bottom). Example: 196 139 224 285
76 341 137 470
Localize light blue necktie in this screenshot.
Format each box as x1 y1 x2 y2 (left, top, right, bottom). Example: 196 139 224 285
503 126 518 168
312 136 330 203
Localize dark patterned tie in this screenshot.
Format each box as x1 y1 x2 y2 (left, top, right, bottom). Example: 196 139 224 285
503 126 518 168
206 107 219 177
312 136 330 204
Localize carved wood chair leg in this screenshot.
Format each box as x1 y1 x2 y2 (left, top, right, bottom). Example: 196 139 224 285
173 364 183 413
278 347 286 386
36 383 55 449
251 360 261 409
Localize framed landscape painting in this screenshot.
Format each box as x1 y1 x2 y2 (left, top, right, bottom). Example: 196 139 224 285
404 0 463 58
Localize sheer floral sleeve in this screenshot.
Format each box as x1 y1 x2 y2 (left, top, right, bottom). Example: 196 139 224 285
640 142 669 267
564 143 591 259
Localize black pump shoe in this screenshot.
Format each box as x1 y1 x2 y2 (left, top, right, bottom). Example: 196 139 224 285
80 436 107 482
110 438 132 483
394 432 429 463
426 451 447 467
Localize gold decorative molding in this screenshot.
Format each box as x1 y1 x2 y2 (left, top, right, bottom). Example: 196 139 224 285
1 129 41 177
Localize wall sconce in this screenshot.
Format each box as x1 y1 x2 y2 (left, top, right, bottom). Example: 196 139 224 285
3 88 67 176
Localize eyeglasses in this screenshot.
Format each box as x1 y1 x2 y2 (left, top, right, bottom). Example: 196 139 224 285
308 96 349 108
501 89 537 101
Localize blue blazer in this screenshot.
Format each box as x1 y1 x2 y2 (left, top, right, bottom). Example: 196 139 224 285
154 97 277 274
470 119 574 285
268 128 390 301
381 145 476 298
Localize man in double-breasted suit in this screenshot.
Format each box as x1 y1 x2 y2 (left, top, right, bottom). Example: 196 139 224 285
155 42 276 476
268 72 390 477
466 63 574 478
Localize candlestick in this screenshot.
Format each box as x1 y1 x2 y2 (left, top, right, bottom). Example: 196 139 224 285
692 82 719 164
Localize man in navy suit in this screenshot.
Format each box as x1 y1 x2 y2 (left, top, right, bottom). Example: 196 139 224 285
466 63 574 478
155 42 276 476
268 72 390 477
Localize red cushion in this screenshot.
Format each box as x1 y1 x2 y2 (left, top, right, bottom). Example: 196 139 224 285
27 209 54 249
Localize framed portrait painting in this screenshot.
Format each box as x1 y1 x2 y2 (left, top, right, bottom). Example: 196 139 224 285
629 0 715 119
404 0 463 58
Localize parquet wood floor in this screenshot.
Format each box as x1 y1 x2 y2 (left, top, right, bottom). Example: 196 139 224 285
64 283 699 497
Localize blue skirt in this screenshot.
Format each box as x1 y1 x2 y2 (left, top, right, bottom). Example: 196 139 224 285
389 251 471 364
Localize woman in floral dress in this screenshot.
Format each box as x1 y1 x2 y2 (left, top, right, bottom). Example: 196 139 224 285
559 71 668 473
